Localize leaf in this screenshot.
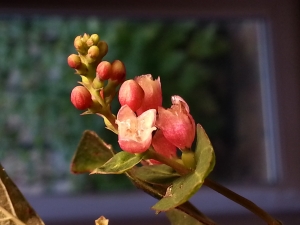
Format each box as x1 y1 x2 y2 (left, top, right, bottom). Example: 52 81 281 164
71 130 114 174
132 164 180 185
91 151 145 174
152 124 215 212
0 163 45 225
166 208 205 225
125 171 216 225
194 124 215 177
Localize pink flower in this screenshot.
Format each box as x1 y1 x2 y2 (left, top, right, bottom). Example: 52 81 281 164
152 130 177 158
156 95 195 150
118 80 145 112
135 74 162 115
116 105 157 153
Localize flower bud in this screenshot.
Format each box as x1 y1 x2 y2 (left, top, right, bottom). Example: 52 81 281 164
96 61 112 80
97 41 108 59
91 34 100 45
92 77 104 90
110 60 126 82
152 130 177 159
135 74 162 115
86 34 100 47
70 86 92 110
88 46 100 60
119 80 145 112
74 36 88 55
67 54 81 69
156 96 195 150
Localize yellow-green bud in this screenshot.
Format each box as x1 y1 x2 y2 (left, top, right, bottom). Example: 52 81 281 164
74 36 88 55
91 34 100 45
88 46 100 59
81 33 90 42
97 41 108 59
92 77 104 90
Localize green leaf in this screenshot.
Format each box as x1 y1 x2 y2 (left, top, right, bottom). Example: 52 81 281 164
0 163 45 225
194 124 215 176
91 151 145 174
70 130 114 174
166 209 205 225
152 124 215 212
132 164 180 185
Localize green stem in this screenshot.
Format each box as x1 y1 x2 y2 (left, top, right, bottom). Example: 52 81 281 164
147 148 281 225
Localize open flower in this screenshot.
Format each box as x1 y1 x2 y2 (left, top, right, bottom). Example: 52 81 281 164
135 74 162 115
156 96 195 150
116 105 157 153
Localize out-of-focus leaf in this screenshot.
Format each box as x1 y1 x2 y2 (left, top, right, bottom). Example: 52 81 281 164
132 164 180 185
91 151 145 175
0 163 45 225
166 208 205 225
70 130 114 174
152 124 215 212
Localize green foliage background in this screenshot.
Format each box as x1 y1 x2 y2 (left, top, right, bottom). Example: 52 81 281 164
0 16 235 194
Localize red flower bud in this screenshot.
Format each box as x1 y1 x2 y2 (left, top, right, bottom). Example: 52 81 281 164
70 86 92 110
118 80 145 112
135 74 162 115
96 61 112 80
156 96 195 150
67 54 81 69
111 60 126 82
152 130 177 158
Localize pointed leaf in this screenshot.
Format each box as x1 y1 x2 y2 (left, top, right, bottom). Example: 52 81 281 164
166 209 205 225
152 124 215 212
91 151 145 174
71 130 114 174
132 164 179 185
0 163 45 225
194 124 215 176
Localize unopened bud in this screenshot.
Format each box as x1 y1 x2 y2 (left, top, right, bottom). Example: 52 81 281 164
97 41 108 59
119 80 144 112
67 54 81 69
91 34 100 45
74 36 88 54
71 86 92 110
96 61 112 80
92 77 104 90
87 46 100 60
81 33 90 42
111 60 126 83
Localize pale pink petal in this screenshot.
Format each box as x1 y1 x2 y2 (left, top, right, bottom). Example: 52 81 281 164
135 74 162 115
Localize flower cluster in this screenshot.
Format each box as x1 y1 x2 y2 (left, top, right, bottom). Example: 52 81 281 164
116 74 196 162
67 33 126 132
68 33 196 164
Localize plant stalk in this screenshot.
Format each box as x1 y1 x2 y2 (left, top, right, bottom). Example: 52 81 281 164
147 148 281 225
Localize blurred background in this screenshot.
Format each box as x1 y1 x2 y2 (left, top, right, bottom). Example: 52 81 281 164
0 0 299 224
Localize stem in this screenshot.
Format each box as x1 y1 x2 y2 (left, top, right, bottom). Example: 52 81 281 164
204 179 282 225
147 148 281 225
